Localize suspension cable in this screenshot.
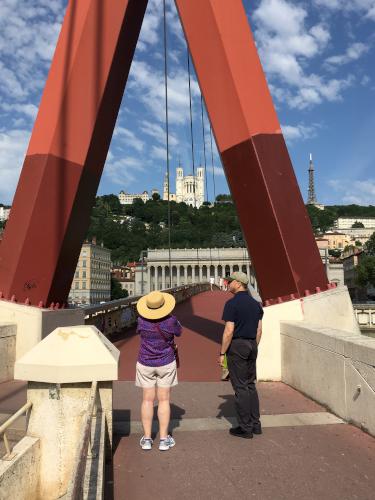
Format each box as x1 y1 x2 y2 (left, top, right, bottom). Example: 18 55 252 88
209 124 216 203
163 0 172 287
200 95 208 203
187 48 197 209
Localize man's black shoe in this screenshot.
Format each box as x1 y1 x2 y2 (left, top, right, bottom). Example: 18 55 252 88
252 424 262 435
229 426 253 439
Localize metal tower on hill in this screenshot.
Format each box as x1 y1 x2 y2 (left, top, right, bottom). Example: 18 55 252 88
307 153 317 205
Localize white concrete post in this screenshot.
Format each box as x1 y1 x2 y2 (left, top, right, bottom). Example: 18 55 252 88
147 266 151 293
214 265 219 285
229 264 234 275
246 264 250 278
161 266 166 290
14 326 119 499
177 266 181 287
199 266 203 282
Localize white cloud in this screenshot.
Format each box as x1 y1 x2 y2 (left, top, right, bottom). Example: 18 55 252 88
313 0 375 21
328 178 375 204
104 156 146 187
252 0 356 109
0 129 31 203
128 60 200 125
113 126 144 153
325 42 369 68
281 123 319 142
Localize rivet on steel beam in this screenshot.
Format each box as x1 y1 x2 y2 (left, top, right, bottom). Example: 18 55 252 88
55 303 60 310
290 294 295 300
277 297 283 303
49 302 55 309
0 291 3 299
315 287 321 293
38 301 44 308
264 300 271 307
10 295 16 302
24 298 31 305
304 290 310 296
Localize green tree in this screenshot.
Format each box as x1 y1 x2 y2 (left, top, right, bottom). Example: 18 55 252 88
111 277 128 300
352 221 365 228
356 256 375 288
365 232 375 255
152 192 161 201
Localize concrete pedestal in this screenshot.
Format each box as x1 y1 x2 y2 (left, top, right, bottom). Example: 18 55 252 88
14 325 119 499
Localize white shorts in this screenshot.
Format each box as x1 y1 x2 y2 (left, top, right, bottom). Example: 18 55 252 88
135 361 178 388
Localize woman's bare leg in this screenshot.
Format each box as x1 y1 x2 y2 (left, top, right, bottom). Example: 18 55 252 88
141 387 155 438
157 387 171 439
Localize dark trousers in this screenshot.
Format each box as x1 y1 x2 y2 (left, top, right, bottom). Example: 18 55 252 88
227 338 260 433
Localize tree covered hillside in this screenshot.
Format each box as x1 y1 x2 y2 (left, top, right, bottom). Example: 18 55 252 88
86 194 375 264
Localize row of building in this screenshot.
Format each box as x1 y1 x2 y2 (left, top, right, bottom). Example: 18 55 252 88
68 241 347 306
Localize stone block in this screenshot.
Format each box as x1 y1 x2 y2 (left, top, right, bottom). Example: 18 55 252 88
281 334 347 418
15 325 119 383
0 323 16 382
0 436 40 500
345 359 375 436
258 298 303 381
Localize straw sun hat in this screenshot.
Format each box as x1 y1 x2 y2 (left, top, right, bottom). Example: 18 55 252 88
136 291 176 320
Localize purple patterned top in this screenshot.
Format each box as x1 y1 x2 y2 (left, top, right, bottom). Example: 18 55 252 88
137 315 182 367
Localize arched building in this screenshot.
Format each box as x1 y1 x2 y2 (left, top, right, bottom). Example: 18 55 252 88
135 247 258 295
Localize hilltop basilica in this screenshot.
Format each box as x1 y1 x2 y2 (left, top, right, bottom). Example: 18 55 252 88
163 166 205 208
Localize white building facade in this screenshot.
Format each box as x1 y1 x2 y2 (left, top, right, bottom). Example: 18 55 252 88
163 167 205 208
134 247 257 295
334 217 375 230
0 206 10 221
118 190 149 205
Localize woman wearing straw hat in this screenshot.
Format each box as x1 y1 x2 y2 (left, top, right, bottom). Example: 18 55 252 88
136 290 182 451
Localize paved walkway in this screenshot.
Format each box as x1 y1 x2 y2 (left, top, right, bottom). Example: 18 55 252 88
109 291 375 500
1 290 375 499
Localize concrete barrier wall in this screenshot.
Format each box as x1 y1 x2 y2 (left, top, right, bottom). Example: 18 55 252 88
0 324 16 383
0 436 40 499
281 321 375 436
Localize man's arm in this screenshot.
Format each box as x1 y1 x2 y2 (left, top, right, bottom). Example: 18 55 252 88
256 320 262 345
218 321 235 366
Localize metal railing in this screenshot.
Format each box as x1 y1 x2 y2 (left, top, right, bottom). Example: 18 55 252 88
0 402 32 461
65 381 98 500
83 283 211 336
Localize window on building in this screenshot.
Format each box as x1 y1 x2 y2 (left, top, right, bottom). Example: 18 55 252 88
82 282 86 289
75 282 79 289
75 271 79 278
82 271 86 278
82 260 86 268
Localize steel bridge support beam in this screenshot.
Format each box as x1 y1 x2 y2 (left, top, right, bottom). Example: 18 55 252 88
0 0 327 306
0 0 148 306
175 0 328 302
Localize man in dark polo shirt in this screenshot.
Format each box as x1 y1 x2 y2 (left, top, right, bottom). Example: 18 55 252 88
219 271 263 438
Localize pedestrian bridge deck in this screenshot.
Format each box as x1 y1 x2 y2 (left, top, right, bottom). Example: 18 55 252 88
109 291 375 500
0 291 374 499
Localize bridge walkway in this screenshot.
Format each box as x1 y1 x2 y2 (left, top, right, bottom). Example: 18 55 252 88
108 291 375 500
0 291 374 498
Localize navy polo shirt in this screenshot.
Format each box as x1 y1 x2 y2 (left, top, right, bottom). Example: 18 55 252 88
222 291 264 339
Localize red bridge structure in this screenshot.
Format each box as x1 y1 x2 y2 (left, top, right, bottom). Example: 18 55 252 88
0 2 374 499
0 0 328 308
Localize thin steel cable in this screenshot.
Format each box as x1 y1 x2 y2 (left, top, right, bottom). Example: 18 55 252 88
187 47 196 209
163 0 172 287
200 95 208 203
209 124 216 203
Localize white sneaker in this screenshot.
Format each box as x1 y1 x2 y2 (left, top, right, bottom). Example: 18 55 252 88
159 435 175 451
140 436 153 450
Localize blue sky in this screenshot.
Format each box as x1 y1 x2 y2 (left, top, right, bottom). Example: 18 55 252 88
0 0 374 206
